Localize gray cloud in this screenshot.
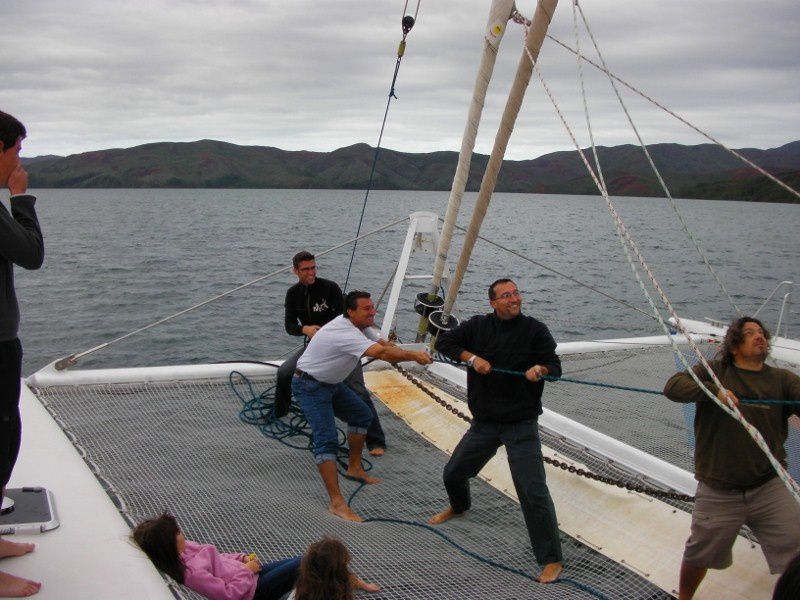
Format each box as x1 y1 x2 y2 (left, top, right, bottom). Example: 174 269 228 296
2 0 797 160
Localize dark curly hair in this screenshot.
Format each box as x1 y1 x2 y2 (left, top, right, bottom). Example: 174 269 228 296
293 536 353 600
131 513 185 584
718 316 771 365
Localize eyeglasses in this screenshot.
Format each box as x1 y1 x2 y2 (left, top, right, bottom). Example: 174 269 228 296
495 289 521 300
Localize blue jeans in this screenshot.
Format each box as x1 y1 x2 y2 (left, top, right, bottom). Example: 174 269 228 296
292 375 373 464
344 363 387 450
253 556 301 600
278 353 386 449
443 419 563 565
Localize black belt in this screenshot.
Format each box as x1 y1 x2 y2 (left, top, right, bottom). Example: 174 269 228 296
295 368 318 382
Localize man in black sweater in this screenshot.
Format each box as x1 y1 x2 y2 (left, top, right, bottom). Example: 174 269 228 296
276 251 386 453
0 110 44 597
431 278 563 583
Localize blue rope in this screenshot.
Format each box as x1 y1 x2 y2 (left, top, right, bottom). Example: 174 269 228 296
229 371 610 599
228 371 374 473
433 355 800 406
362 518 610 600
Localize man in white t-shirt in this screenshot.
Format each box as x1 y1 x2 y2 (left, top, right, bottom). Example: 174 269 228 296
293 290 432 522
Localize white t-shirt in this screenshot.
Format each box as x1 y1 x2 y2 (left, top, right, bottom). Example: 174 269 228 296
296 315 379 384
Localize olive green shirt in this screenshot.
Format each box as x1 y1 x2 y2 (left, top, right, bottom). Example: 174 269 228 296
664 359 800 490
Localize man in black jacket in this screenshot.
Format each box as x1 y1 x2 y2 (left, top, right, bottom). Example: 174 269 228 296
275 251 386 454
430 278 563 583
0 110 44 597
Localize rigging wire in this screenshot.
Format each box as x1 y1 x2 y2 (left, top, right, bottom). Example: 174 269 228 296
570 0 742 316
448 220 659 323
342 6 419 293
57 216 410 369
541 35 800 202
515 13 800 503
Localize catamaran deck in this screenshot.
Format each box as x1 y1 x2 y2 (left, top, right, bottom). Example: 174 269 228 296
5 383 173 599
16 349 781 599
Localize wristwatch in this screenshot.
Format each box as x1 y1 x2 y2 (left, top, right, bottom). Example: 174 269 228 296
466 355 477 368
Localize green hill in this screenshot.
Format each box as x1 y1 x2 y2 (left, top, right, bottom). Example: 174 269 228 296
25 139 800 203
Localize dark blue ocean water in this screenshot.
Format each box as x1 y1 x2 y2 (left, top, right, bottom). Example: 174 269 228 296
11 188 799 374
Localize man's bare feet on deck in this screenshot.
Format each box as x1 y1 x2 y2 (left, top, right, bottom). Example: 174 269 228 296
344 469 381 484
329 500 364 523
0 540 34 559
0 571 41 597
368 447 385 457
427 506 464 525
536 562 563 583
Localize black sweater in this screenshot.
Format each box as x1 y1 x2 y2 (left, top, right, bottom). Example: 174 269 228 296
283 277 343 336
0 195 44 341
436 312 561 423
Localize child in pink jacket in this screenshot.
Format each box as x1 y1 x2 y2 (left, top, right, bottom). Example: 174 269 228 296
133 513 299 600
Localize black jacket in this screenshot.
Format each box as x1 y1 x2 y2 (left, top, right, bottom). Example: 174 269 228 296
0 195 44 341
283 277 343 336
436 312 561 423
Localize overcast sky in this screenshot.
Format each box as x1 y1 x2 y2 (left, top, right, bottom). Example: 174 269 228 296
2 0 798 160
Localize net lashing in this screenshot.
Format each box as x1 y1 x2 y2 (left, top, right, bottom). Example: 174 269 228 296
32 373 671 600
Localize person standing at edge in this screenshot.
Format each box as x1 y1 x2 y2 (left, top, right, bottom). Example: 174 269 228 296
0 110 45 598
276 251 387 455
430 278 564 584
292 290 431 522
663 316 800 600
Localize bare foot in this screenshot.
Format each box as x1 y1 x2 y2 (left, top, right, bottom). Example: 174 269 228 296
351 573 381 593
427 506 464 525
0 540 35 559
368 447 385 457
329 500 364 523
344 469 381 484
536 562 563 583
0 571 41 597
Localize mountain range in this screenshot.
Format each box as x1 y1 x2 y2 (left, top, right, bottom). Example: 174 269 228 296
23 139 800 203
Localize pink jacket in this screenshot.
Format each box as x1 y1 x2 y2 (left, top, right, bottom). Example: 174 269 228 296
181 541 257 600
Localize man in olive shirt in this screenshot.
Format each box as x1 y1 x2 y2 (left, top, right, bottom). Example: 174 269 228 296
664 316 800 600
0 110 44 597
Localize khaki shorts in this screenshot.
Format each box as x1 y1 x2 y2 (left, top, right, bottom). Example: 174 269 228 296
684 478 800 573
